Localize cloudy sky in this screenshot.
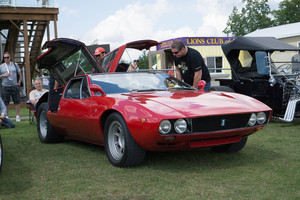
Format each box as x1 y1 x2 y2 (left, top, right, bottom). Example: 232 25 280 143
55 0 282 50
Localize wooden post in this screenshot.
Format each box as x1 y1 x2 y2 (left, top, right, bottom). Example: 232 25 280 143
23 20 32 97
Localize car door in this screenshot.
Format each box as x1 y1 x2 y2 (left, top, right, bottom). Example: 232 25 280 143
37 38 104 86
57 76 102 142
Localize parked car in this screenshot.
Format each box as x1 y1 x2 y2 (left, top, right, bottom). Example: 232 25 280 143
213 37 300 122
36 38 272 167
0 135 3 171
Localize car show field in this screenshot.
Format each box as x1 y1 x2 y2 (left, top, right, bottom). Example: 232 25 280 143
0 118 299 199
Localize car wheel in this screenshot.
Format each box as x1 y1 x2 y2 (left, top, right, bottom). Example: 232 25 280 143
210 86 235 92
104 112 146 167
212 137 248 153
37 102 64 143
0 135 3 171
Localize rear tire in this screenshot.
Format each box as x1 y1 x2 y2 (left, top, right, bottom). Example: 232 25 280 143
104 112 146 167
212 137 248 153
37 102 64 143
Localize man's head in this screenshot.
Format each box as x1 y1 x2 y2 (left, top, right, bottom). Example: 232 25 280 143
171 40 186 58
94 47 106 59
34 78 43 91
3 52 11 64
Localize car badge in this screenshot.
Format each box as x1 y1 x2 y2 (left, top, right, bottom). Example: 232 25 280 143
221 119 226 127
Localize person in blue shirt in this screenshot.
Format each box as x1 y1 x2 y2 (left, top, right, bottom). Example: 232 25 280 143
0 97 15 128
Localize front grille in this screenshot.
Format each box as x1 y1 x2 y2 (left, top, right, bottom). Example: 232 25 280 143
191 113 251 133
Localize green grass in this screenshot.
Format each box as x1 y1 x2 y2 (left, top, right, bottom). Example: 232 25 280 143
6 107 29 118
0 118 299 200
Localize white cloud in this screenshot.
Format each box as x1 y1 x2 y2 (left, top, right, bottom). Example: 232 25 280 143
79 0 281 49
82 0 171 49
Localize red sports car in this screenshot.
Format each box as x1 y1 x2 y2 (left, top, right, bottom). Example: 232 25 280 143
36 38 272 167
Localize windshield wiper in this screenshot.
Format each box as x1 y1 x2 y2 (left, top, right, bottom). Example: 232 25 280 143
130 88 167 93
168 87 196 91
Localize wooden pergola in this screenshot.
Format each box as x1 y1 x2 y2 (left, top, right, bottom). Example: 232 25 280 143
0 6 58 97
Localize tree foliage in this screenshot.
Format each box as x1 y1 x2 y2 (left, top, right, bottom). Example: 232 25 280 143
273 0 300 25
137 50 149 69
224 0 272 36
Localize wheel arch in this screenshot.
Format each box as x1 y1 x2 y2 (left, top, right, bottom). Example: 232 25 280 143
100 109 122 132
35 92 49 112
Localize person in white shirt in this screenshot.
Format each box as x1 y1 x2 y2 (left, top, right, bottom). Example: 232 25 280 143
29 78 48 108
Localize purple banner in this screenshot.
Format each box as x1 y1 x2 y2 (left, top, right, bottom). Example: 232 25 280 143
157 37 236 50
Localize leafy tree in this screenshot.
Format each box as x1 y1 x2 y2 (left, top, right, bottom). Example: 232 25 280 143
273 0 300 25
137 50 149 69
223 0 273 36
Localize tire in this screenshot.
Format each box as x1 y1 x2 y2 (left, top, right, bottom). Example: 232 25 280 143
212 137 248 153
210 86 235 92
104 112 146 167
37 102 64 143
0 135 3 171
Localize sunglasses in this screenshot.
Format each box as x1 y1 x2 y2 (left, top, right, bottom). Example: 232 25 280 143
172 49 181 55
4 57 10 59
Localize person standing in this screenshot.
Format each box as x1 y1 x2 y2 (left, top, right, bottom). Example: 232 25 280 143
171 40 211 91
0 52 22 122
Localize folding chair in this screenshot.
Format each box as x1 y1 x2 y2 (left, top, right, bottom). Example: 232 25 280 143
26 100 36 125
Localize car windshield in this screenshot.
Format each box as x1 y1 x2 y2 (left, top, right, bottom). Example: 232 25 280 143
90 73 194 94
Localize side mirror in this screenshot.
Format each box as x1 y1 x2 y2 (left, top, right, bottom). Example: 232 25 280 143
198 80 206 91
90 84 106 96
255 51 269 75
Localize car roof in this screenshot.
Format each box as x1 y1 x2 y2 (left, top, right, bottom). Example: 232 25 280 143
222 37 300 57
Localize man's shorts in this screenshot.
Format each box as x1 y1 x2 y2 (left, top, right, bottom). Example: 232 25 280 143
1 86 21 105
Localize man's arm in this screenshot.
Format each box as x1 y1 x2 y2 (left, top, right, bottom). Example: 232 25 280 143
18 71 22 86
175 66 182 80
193 70 202 88
0 98 7 117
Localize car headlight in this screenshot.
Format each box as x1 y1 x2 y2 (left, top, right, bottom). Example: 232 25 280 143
174 119 187 134
256 112 267 125
159 120 172 135
248 113 257 126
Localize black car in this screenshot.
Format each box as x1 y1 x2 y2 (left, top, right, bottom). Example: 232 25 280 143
213 37 300 122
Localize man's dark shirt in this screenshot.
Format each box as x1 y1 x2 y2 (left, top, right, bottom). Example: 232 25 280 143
174 47 211 86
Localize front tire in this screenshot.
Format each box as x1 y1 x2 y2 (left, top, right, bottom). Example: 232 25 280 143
212 137 248 153
37 102 64 143
104 112 146 167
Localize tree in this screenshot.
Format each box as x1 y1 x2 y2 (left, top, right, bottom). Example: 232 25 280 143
223 0 273 36
273 0 300 25
137 50 149 69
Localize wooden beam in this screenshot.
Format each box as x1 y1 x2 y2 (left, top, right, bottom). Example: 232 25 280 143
9 20 24 35
23 20 32 96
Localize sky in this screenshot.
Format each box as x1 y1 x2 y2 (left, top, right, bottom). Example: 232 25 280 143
54 0 282 51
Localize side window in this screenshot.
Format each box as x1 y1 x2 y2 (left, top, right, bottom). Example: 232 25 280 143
65 77 91 99
99 49 119 72
238 50 253 68
64 78 82 99
81 78 90 99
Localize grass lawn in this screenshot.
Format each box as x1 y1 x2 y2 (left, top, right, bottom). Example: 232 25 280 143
0 116 299 200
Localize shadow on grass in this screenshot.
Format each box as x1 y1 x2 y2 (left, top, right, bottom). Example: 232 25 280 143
57 138 281 171
143 143 282 171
